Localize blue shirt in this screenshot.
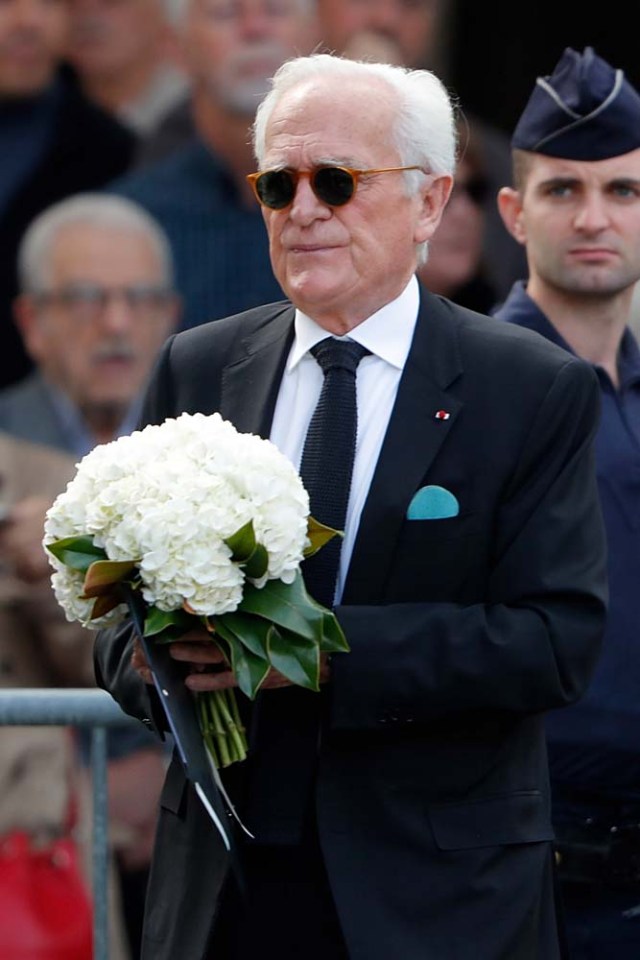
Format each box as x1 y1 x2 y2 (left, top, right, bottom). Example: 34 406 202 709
495 281 640 801
106 139 284 330
45 381 142 458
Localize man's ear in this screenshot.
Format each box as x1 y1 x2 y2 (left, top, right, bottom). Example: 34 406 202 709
414 174 453 245
497 186 527 245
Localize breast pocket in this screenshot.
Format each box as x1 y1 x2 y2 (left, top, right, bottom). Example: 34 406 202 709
385 512 485 601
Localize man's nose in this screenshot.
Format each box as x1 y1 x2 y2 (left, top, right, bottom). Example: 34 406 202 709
573 192 611 233
288 176 332 225
99 291 136 333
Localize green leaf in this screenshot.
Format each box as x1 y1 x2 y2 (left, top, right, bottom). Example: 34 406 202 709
214 619 270 699
45 536 107 572
224 521 269 579
319 612 350 653
214 612 271 660
82 559 137 598
304 516 343 558
242 543 269 580
224 520 256 562
267 626 320 692
238 572 325 643
143 606 194 638
90 592 124 620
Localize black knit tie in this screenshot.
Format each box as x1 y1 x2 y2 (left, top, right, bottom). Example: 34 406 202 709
245 337 369 845
300 338 371 609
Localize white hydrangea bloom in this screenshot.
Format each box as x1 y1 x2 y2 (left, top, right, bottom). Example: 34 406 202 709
44 413 310 629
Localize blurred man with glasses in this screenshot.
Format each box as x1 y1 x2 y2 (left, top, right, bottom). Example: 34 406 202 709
0 192 179 957
2 193 179 451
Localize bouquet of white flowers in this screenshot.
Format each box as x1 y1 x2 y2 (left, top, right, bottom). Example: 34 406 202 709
44 412 348 768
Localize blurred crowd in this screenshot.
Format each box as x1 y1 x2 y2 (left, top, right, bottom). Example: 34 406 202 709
3 1 636 958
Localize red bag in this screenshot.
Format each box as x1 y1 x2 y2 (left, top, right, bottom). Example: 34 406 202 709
0 829 93 960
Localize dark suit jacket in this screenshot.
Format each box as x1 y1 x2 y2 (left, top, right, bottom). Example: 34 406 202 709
0 68 136 390
95 288 607 960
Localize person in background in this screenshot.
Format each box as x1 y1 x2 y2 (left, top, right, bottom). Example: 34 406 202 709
495 46 640 958
108 0 318 329
315 0 527 307
0 0 136 390
65 0 188 137
0 431 134 960
419 121 499 313
0 192 180 957
96 52 606 960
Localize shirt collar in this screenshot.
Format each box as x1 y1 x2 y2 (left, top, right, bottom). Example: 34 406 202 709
287 274 420 372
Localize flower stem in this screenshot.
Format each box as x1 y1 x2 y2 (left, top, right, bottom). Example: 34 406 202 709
197 690 248 769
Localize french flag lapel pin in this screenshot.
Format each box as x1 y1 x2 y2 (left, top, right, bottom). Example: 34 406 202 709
434 409 450 421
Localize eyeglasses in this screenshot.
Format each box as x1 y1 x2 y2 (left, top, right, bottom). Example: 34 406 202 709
246 164 425 210
34 283 174 323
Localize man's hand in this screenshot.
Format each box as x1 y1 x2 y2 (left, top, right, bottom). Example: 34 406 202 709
130 627 332 690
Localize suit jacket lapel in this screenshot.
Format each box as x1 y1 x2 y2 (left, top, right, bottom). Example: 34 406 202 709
343 290 464 604
219 305 295 438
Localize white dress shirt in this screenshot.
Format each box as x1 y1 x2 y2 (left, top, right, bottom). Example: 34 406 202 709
270 274 420 603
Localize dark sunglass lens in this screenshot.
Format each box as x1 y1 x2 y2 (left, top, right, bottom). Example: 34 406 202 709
256 170 296 209
313 167 356 206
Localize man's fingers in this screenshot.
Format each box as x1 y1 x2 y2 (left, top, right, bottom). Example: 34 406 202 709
169 641 226 665
131 639 153 684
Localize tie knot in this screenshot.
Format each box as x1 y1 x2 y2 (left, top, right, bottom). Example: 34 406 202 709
310 337 371 375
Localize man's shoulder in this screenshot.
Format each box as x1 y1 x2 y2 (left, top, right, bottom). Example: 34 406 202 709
435 294 597 392
0 375 65 448
169 299 293 357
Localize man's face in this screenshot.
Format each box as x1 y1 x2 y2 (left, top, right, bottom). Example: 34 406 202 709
317 0 438 69
0 0 68 97
258 77 449 331
181 0 316 114
501 150 640 299
66 0 168 81
18 223 178 418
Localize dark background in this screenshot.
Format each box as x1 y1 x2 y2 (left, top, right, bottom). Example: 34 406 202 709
448 1 638 136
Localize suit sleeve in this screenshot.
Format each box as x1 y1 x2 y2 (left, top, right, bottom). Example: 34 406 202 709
330 357 607 730
93 338 178 734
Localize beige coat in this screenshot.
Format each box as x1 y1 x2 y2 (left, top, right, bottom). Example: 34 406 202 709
0 433 131 960
0 433 90 835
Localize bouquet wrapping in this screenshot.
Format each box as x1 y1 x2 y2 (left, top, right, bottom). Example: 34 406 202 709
44 412 348 768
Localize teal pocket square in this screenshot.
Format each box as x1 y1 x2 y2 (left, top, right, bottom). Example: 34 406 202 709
407 485 459 520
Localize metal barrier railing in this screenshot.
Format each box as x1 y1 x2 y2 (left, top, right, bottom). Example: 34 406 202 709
0 688 134 960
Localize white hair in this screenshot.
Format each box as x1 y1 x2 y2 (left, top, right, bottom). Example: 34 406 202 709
18 194 175 293
251 53 457 264
253 53 457 178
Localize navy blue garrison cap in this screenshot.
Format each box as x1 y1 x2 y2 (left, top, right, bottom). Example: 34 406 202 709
512 46 640 160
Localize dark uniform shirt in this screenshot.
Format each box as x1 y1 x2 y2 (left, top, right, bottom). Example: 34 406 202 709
495 281 640 804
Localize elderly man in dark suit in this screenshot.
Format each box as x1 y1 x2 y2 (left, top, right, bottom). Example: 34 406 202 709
95 53 607 960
